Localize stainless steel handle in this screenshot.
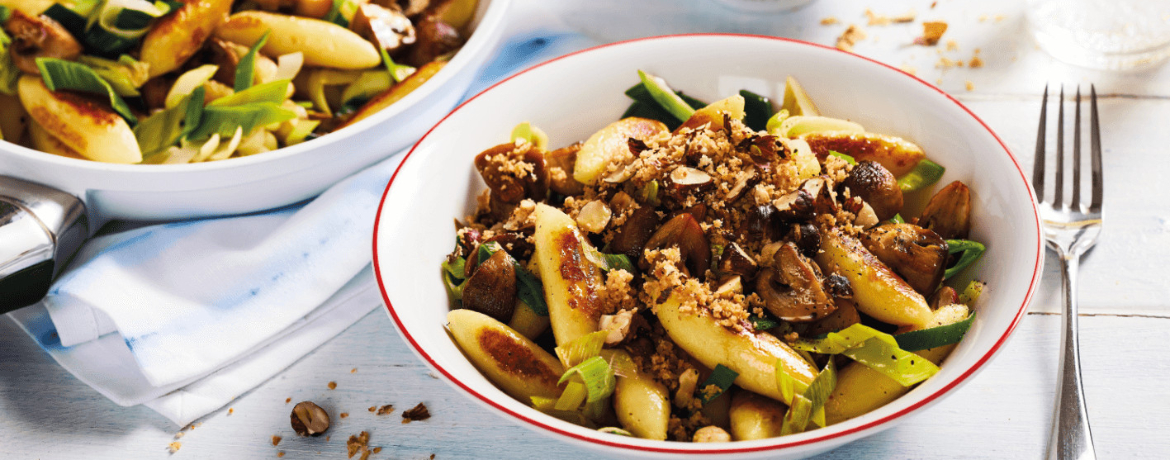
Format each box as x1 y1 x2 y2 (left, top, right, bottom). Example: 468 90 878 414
1046 255 1096 460
0 176 87 313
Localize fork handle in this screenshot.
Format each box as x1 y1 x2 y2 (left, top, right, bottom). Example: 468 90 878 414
1046 255 1096 460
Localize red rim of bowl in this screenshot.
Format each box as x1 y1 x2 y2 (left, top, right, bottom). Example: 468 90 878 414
372 33 1043 454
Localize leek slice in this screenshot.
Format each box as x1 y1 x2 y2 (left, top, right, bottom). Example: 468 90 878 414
380 48 416 83
78 55 150 97
35 57 136 125
186 103 295 140
779 360 836 434
637 70 695 123
558 356 616 403
210 79 290 107
598 427 633 437
739 89 774 132
828 150 857 165
888 213 905 224
510 121 548 150
0 20 18 95
554 380 588 411
235 30 271 92
698 364 739 405
640 180 659 206
281 119 320 146
897 159 946 192
773 115 864 138
135 86 204 159
764 109 790 134
554 330 607 369
895 311 976 352
793 323 940 386
477 242 548 316
959 280 986 305
440 256 467 301
323 0 360 27
749 312 780 331
166 65 218 109
274 52 304 81
944 239 986 279
623 81 705 131
583 245 635 274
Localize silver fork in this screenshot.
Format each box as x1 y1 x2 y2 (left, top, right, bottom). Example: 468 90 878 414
1034 85 1102 460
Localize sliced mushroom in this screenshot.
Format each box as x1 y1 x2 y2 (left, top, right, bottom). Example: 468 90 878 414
644 213 711 277
545 142 585 195
791 223 821 258
798 298 861 336
608 206 661 260
463 232 532 279
474 142 549 205
741 204 781 242
350 3 416 53
929 285 959 310
843 160 903 221
773 176 835 221
6 10 83 75
755 243 835 322
404 14 462 67
718 242 757 278
860 223 949 295
918 180 971 240
460 250 517 323
202 38 243 86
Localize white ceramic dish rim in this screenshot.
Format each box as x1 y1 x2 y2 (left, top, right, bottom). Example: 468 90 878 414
373 33 1043 455
0 0 511 173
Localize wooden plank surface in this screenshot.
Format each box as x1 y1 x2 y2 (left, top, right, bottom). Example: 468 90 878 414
3 310 1168 459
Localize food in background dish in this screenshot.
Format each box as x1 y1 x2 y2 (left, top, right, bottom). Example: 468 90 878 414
0 0 477 164
440 72 987 441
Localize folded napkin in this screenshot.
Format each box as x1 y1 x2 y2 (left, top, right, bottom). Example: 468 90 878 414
6 10 597 427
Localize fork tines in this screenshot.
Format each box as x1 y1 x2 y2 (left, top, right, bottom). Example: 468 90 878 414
1032 84 1104 212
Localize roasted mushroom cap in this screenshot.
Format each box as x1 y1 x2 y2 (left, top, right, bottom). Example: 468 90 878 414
843 161 903 221
545 142 585 195
474 142 549 219
644 213 710 277
918 180 971 240
797 298 861 337
405 13 461 67
608 206 661 260
861 223 949 295
755 243 835 322
351 3 416 53
718 242 757 278
6 11 83 75
460 250 517 322
929 285 959 310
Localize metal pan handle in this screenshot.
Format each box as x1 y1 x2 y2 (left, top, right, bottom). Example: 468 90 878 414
0 176 87 313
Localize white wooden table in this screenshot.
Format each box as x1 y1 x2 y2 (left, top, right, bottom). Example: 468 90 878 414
4 0 1170 458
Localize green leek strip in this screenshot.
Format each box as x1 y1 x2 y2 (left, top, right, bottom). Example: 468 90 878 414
780 360 837 433
379 48 416 83
0 21 17 95
842 337 939 386
775 359 811 404
829 150 857 165
442 256 467 280
583 246 635 274
598 427 633 437
135 86 204 159
959 280 986 305
624 82 706 110
554 330 608 369
945 239 986 279
323 0 359 27
605 349 638 378
739 89 774 132
78 55 150 97
212 79 290 107
283 119 320 146
235 30 271 92
510 121 549 150
750 312 780 331
637 70 696 123
477 242 549 316
558 356 616 403
897 159 946 192
0 5 8 21
530 396 557 411
186 103 295 140
440 256 467 302
764 108 791 134
889 213 905 224
35 58 137 125
698 364 739 405
582 398 607 421
895 312 976 352
554 380 588 411
641 180 659 206
779 393 812 435
43 4 90 38
792 323 890 354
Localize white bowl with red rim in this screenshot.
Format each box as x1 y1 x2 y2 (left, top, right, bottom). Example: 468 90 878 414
373 34 1042 459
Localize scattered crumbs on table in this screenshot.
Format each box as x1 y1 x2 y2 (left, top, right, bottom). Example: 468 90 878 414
347 431 370 459
376 404 394 416
836 25 866 52
979 15 988 22
891 11 916 23
936 78 943 85
969 55 984 68
228 408 234 416
326 436 331 442
373 447 382 454
168 442 182 453
936 56 962 69
328 381 338 390
995 14 1006 22
917 21 948 46
368 406 376 413
864 9 888 26
820 16 839 25
272 435 282 446
174 432 184 439
277 452 285 458
946 39 958 51
286 398 292 404
427 372 439 380
402 403 431 423
930 1 937 8
430 454 436 459
900 65 918 76
351 368 358 373
340 412 349 419
966 81 975 91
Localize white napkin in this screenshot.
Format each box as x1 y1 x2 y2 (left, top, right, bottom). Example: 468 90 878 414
5 9 596 427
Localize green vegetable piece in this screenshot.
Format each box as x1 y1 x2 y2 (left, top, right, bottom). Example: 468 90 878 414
510 121 549 150
42 4 88 38
78 55 150 97
554 380 588 411
944 239 986 279
897 159 946 192
829 150 857 165
959 280 986 305
135 86 205 159
895 311 976 352
441 256 466 280
186 103 295 140
749 312 780 331
323 0 358 27
0 5 9 22
888 213 905 224
763 108 790 134
235 30 271 92
637 70 696 123
0 23 17 95
778 360 835 434
792 323 940 386
212 79 290 107
558 355 616 403
641 180 659 206
554 330 607 369
624 82 706 110
477 242 549 316
380 48 416 83
35 57 137 125
698 364 739 405
739 89 774 131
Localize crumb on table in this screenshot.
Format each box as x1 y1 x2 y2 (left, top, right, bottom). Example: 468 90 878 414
168 442 181 453
285 398 291 404
918 21 948 45
351 368 357 373
228 408 234 416
376 404 394 416
347 431 370 459
966 81 975 91
836 25 866 52
328 381 337 390
402 403 431 423
272 435 282 446
820 16 839 25
340 412 349 419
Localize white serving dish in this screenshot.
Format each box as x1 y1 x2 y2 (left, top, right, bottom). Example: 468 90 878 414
373 34 1043 459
